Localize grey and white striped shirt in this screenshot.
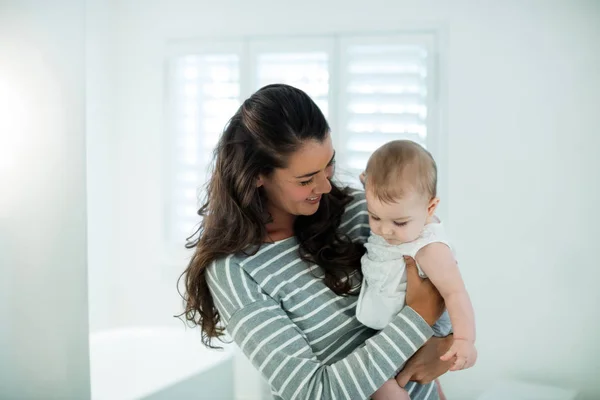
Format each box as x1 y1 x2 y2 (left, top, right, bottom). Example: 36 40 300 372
207 191 438 400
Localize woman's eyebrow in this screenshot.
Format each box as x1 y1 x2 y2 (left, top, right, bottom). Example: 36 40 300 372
294 152 336 179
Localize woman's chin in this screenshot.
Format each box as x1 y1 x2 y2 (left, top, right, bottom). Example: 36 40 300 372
298 201 321 216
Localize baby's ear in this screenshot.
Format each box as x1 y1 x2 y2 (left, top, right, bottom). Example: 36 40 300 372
359 171 366 188
427 197 440 216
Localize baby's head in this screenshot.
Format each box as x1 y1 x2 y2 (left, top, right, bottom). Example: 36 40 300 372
364 140 440 244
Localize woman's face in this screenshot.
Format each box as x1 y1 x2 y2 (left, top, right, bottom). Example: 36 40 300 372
259 135 335 219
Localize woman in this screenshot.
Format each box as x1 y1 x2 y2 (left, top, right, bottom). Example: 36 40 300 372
181 84 453 399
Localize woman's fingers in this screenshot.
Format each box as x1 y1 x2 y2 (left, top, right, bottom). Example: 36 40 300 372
404 256 421 283
396 369 411 388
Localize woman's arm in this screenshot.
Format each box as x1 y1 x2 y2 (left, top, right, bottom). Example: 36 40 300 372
404 255 446 326
207 259 437 400
395 335 455 387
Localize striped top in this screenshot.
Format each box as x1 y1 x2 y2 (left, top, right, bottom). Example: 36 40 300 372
207 191 437 400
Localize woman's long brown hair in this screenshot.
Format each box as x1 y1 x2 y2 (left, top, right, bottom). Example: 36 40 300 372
179 84 365 347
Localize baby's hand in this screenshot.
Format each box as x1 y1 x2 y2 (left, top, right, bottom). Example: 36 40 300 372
440 338 477 371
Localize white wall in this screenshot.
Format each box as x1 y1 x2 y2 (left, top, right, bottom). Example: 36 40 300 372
90 0 600 398
0 1 90 398
86 0 118 333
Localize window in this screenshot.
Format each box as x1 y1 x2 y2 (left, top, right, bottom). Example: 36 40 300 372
164 44 242 247
165 34 438 250
249 38 334 118
336 35 435 187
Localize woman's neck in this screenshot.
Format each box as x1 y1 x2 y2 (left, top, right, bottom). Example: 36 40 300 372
265 206 296 243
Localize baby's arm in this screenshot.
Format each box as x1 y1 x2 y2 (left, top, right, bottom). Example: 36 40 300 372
415 243 477 370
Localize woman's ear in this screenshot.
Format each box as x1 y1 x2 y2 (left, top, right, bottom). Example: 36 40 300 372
256 175 264 188
427 197 440 217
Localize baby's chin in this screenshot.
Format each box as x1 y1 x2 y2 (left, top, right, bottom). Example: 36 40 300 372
383 234 420 245
383 237 404 245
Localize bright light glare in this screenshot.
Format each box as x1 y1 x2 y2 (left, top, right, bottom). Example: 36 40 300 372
0 75 26 175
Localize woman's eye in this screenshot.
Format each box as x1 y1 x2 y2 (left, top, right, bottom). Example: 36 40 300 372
394 221 408 227
299 178 314 186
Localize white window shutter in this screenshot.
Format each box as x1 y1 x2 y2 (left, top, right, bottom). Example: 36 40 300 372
337 36 433 187
166 53 240 248
164 34 438 255
255 52 330 117
249 38 334 118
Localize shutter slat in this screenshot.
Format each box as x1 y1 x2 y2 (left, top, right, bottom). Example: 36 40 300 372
348 113 425 124
348 74 425 87
348 44 426 55
347 92 426 105
347 133 425 152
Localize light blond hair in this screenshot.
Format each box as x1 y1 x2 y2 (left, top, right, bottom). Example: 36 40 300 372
365 140 437 203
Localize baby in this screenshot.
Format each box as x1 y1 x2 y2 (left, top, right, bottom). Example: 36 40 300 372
356 140 477 400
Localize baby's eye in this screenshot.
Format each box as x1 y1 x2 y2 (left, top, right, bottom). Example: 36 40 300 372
369 215 380 221
393 221 408 227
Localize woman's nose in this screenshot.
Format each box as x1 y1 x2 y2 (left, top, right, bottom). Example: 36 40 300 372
314 172 332 195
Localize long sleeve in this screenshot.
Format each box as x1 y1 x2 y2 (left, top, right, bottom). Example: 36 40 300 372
207 257 434 400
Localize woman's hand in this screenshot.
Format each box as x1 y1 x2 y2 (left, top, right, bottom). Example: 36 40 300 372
404 256 445 325
396 335 455 387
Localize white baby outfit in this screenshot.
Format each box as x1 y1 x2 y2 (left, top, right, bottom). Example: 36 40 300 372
356 221 453 336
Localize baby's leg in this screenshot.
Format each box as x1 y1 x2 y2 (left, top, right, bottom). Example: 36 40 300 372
372 379 411 400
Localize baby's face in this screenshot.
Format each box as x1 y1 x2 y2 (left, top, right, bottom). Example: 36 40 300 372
365 189 433 245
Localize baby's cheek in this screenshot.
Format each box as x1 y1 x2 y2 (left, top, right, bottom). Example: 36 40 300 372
411 225 421 236
368 221 379 235
398 231 412 242
402 226 422 242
